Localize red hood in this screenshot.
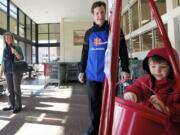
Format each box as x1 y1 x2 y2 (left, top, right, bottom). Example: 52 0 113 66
143 47 180 77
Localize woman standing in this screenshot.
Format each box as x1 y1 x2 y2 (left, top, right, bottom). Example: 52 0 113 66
0 32 24 113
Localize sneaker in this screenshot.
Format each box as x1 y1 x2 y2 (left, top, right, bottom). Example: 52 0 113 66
2 106 14 111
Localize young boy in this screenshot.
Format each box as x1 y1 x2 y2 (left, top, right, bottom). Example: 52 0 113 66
124 47 180 135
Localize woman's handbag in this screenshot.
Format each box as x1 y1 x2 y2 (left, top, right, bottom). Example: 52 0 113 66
12 61 28 73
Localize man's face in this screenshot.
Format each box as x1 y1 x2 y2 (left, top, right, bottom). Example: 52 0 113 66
92 5 106 26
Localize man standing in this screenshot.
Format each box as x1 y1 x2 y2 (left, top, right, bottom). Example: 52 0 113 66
78 1 130 135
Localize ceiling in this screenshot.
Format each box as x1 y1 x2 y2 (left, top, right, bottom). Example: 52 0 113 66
11 0 128 24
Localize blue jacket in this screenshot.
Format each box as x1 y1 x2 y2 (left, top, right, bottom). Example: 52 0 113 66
80 21 129 82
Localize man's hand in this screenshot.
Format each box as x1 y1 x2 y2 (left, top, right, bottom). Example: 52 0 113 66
121 72 130 81
149 95 169 114
124 92 137 103
78 72 85 83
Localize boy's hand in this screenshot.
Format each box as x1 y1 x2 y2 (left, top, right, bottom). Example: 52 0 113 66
149 95 169 114
124 92 137 103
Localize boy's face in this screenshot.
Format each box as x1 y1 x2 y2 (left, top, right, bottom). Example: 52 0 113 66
149 60 170 80
92 5 106 27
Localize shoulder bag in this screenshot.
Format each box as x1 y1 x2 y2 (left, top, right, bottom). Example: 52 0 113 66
12 61 28 73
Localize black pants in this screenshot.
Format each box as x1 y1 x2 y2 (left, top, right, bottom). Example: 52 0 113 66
86 80 103 135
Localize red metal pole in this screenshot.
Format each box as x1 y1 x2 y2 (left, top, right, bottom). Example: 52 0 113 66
104 0 122 135
147 0 180 88
98 78 109 135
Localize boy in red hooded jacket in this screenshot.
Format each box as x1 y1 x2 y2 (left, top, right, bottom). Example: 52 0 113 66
124 47 180 135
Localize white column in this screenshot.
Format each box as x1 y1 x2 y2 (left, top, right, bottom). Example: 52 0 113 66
60 18 65 62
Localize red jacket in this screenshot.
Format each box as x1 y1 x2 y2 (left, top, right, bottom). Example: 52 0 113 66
125 75 180 135
125 47 180 135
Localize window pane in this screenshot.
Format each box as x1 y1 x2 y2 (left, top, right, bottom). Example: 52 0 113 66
50 47 59 61
49 23 59 33
38 24 48 33
0 0 7 11
26 44 32 63
0 0 7 5
0 0 7 29
19 24 25 37
140 0 151 26
154 24 167 48
19 11 25 37
0 35 4 64
38 47 49 63
142 31 152 51
10 3 17 34
10 3 17 18
155 0 166 16
38 34 48 43
32 21 36 43
19 41 25 60
122 11 129 35
32 46 36 63
49 34 59 43
131 1 139 31
132 36 141 52
19 10 24 24
154 28 163 48
10 17 17 34
26 17 31 40
0 10 7 29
